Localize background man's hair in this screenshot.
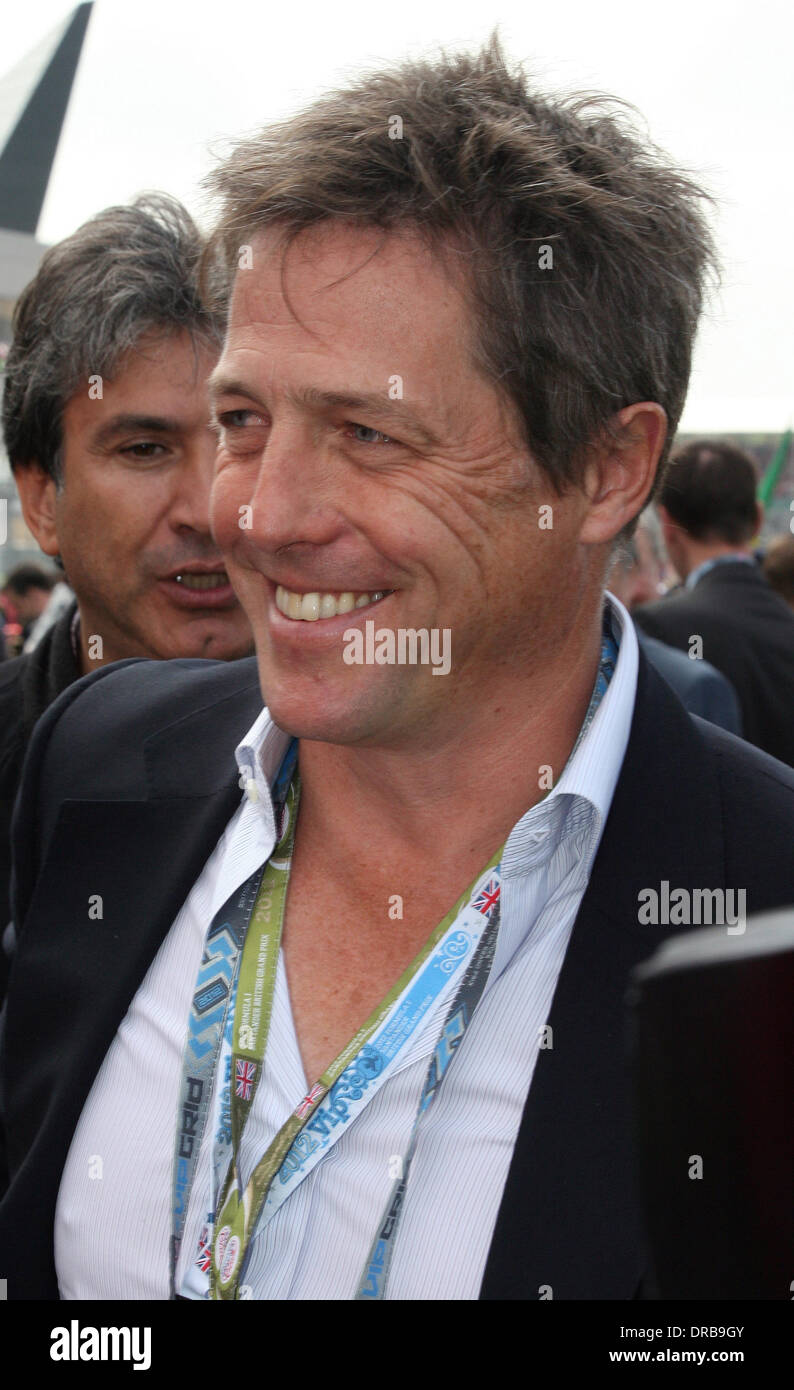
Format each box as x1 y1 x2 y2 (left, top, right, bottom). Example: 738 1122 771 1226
660 438 760 544
2 193 224 485
2 562 57 596
203 33 718 505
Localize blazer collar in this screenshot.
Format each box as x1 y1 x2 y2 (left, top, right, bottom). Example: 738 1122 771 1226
144 664 263 797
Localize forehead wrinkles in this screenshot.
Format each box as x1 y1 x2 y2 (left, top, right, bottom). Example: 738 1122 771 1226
224 225 529 460
232 224 468 342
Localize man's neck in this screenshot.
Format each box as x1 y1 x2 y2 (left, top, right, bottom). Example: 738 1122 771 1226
76 609 139 675
678 541 751 582
295 606 603 874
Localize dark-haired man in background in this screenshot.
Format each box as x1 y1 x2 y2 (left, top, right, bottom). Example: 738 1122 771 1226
635 439 794 766
0 194 254 992
608 509 742 734
0 563 57 655
2 41 794 1301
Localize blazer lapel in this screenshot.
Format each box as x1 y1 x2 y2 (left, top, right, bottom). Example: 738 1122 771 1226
480 654 726 1299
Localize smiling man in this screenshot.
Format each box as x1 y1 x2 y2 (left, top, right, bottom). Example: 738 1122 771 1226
0 195 254 972
1 40 793 1301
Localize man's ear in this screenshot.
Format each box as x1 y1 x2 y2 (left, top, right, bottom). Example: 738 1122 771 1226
578 403 667 546
13 464 60 557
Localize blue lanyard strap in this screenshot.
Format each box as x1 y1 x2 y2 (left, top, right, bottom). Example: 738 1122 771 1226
356 892 502 1299
168 738 297 1295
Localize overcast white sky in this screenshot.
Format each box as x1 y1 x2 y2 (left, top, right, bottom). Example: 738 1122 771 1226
4 0 793 431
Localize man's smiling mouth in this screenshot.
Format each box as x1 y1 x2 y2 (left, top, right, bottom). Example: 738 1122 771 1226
275 585 393 621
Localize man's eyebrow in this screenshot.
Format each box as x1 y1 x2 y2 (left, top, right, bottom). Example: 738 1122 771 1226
92 414 185 445
208 376 440 447
207 374 256 406
300 390 438 445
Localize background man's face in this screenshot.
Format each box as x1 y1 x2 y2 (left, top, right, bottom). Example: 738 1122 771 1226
39 329 253 663
210 223 594 747
10 586 51 625
616 528 665 609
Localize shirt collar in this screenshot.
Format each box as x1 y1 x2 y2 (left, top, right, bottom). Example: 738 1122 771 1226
498 591 637 880
548 592 636 823
234 709 292 849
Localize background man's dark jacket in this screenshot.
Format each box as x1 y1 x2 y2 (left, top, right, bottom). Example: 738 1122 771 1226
636 629 742 734
1 650 793 1299
0 602 80 1001
635 560 794 767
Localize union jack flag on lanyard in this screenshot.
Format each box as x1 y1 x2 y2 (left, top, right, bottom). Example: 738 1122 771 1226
473 878 500 919
195 1226 212 1273
295 1082 326 1119
235 1058 257 1100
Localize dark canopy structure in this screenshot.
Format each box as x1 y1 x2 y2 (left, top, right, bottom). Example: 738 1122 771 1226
0 3 93 236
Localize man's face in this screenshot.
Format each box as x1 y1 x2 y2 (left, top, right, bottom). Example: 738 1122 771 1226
41 329 253 663
620 528 665 609
14 586 51 624
210 224 595 748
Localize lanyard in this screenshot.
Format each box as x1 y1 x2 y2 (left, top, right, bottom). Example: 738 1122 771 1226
208 805 504 1299
356 889 501 1298
169 867 263 1289
168 739 297 1294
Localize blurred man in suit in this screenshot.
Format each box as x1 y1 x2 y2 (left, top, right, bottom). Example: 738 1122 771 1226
0 564 57 655
609 508 742 733
635 439 794 766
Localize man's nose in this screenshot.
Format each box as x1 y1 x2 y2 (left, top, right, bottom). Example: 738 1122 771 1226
167 429 218 535
243 423 347 553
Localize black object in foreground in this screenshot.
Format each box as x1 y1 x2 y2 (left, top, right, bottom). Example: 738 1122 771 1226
629 908 794 1299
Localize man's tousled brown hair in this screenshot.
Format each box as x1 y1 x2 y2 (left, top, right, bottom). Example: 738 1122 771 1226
203 34 718 499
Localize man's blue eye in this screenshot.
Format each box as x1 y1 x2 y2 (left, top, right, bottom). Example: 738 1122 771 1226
221 411 257 429
351 424 394 444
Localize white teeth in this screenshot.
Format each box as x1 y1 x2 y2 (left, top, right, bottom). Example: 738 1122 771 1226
275 584 390 621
